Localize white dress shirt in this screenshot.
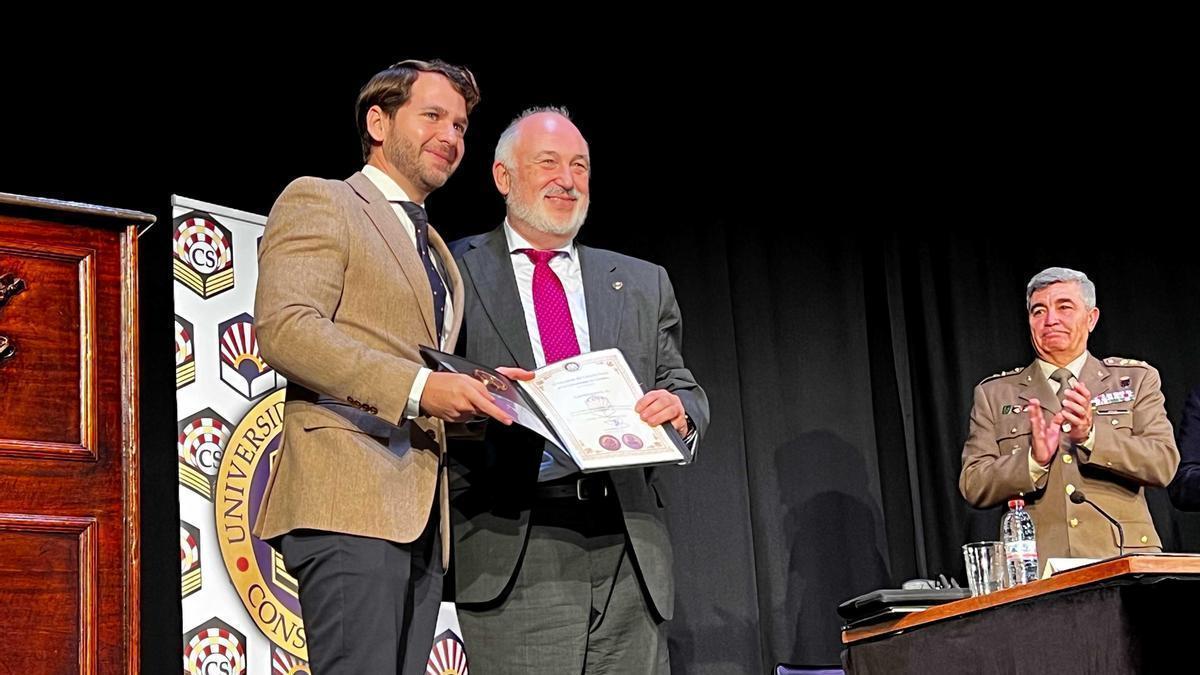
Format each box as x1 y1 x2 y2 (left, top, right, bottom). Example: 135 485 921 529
361 164 453 421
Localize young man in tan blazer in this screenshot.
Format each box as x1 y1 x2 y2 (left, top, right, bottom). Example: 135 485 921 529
252 59 512 675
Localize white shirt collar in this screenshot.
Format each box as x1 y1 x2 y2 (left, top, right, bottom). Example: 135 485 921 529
503 218 576 261
361 164 421 206
1037 351 1090 381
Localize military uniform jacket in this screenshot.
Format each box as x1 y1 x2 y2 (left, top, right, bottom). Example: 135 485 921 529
959 353 1179 562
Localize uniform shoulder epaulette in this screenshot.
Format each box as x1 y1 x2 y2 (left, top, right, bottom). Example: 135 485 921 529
1103 356 1151 369
980 366 1023 384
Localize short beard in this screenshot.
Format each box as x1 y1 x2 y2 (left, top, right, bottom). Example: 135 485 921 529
506 185 588 237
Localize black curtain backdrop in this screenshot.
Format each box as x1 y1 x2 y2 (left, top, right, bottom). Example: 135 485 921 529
2 36 1193 674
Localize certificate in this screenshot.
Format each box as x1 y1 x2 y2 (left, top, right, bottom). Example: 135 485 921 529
420 346 688 471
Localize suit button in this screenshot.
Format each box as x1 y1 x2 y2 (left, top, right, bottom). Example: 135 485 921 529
1065 484 1076 496
1111 419 1119 426
1011 427 1019 434
1070 518 1079 528
1141 535 1149 544
1063 454 1073 464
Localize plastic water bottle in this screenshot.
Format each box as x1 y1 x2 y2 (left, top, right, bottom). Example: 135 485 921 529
1002 498 1039 585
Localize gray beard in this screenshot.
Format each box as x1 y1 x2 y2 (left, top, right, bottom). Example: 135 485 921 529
506 192 588 237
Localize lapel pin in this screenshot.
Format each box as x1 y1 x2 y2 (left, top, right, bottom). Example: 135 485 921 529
612 281 624 290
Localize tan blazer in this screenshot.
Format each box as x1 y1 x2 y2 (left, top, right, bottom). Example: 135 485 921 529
251 172 463 566
960 353 1179 563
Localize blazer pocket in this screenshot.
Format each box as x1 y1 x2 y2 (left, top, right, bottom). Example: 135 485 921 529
995 423 1032 457
301 420 411 462
1119 519 1160 550
1097 410 1135 433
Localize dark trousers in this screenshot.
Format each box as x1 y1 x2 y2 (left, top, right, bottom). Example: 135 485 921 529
458 491 669 674
280 514 442 675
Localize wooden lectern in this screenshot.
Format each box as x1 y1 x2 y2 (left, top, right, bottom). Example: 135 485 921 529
0 193 152 673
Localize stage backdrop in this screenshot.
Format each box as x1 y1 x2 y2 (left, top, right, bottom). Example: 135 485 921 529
171 195 468 675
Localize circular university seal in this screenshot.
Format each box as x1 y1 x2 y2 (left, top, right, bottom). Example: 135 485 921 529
622 433 644 450
599 434 621 451
215 389 308 660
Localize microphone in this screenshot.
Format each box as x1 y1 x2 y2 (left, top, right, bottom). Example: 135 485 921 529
1069 489 1125 557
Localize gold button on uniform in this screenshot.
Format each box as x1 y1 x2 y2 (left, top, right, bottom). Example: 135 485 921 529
1066 484 1076 495
1141 535 1149 544
1070 518 1079 528
1011 427 1019 434
1111 419 1120 426
1063 454 1073 464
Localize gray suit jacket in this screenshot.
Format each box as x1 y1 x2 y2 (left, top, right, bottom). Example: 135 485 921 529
447 226 709 620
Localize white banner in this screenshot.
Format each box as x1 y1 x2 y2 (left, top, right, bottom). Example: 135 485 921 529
173 195 469 674
173 195 303 674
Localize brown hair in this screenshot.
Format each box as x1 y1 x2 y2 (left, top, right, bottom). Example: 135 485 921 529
355 59 480 162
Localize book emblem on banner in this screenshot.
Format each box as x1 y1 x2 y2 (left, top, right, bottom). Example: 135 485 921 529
174 211 235 298
180 520 203 598
178 408 233 501
176 315 196 389
428 630 469 675
217 390 308 660
272 647 311 674
183 617 246 675
218 313 278 400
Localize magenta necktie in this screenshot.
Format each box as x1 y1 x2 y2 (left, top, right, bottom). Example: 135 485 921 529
519 248 581 364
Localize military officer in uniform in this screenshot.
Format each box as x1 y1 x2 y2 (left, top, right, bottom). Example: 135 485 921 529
959 267 1179 564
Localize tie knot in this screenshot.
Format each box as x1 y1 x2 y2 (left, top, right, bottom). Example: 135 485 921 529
519 248 561 266
1050 368 1073 386
398 201 428 229
1050 368 1075 400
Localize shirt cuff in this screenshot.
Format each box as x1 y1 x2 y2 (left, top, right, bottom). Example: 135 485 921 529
1079 424 1096 451
404 367 433 421
1028 448 1050 487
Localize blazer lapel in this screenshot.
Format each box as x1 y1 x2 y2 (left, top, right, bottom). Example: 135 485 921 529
461 227 537 369
346 172 437 343
580 246 624 351
1017 360 1062 414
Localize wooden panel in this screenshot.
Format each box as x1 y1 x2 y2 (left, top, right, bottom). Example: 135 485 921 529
0 235 96 458
0 514 97 675
0 196 146 675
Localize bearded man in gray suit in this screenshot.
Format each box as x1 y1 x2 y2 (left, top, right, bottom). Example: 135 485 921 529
448 108 710 674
